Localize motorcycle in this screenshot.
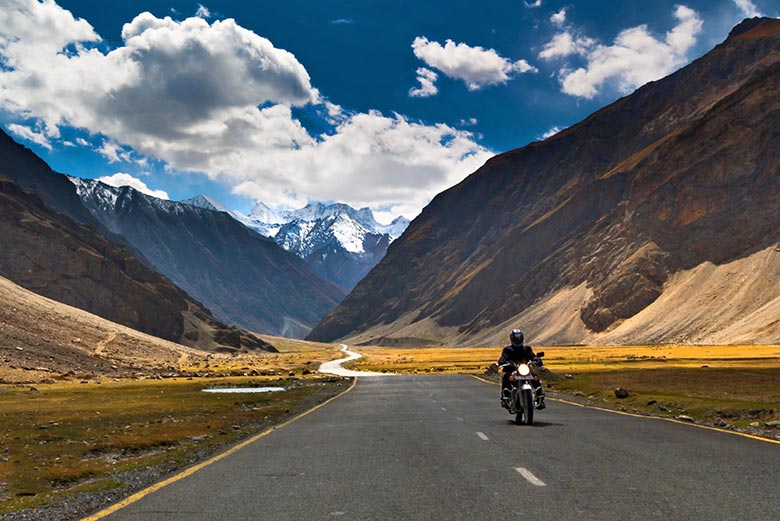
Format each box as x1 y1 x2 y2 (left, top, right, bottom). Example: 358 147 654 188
500 352 545 425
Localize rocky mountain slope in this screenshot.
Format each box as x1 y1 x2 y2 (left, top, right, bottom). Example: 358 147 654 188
0 273 212 383
184 197 410 290
0 172 273 353
0 130 97 225
308 18 780 347
75 179 345 337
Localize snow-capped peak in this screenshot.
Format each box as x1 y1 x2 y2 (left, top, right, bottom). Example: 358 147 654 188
376 216 411 241
182 194 230 213
182 194 265 232
331 213 371 254
249 201 284 224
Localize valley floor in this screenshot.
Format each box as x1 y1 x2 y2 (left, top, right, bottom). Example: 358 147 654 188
347 344 780 439
2 268 778 517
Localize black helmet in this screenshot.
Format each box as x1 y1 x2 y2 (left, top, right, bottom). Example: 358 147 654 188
509 329 524 347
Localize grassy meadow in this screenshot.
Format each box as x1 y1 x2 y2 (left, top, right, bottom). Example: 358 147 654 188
0 374 348 515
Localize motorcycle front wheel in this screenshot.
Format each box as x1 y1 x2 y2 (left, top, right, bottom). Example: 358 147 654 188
516 389 534 425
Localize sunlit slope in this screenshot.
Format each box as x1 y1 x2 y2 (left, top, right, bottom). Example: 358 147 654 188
309 18 780 347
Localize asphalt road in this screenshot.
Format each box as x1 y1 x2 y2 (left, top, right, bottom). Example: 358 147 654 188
98 375 780 521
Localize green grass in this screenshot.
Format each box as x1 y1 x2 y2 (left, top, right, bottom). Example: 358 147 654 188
548 367 780 427
0 376 348 514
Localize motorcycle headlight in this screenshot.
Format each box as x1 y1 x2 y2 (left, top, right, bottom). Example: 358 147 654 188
519 364 530 376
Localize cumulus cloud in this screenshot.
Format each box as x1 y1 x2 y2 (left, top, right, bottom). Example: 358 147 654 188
552 5 703 99
97 172 169 199
524 0 543 7
538 31 594 60
551 8 567 27
733 0 763 17
0 1 491 219
411 36 537 90
0 4 319 142
409 67 439 97
230 109 492 217
6 123 52 149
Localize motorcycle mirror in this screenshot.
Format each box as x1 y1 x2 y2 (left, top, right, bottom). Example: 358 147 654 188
537 351 545 357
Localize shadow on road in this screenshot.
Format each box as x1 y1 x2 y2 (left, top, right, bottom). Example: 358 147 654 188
503 420 563 428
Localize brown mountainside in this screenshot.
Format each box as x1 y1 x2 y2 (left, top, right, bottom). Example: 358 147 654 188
308 18 780 346
0 174 275 353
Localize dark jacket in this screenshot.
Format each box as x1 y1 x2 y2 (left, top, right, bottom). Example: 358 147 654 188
498 344 535 371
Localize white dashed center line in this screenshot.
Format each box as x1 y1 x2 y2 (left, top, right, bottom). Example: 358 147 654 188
515 467 546 487
476 431 489 441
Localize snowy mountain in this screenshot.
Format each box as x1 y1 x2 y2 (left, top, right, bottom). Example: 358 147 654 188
70 178 345 338
184 196 410 289
181 195 260 230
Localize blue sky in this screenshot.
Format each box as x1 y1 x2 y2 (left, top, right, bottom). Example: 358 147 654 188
0 0 775 221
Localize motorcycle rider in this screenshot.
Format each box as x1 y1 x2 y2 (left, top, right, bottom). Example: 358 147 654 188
498 329 545 409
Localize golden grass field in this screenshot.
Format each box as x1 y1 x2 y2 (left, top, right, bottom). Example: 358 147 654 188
346 344 780 373
3 339 779 517
347 344 780 432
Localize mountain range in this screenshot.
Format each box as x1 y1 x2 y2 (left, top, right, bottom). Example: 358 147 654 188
72 179 345 338
308 18 780 347
184 196 410 290
0 132 274 353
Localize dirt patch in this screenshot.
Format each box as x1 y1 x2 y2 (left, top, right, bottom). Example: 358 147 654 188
0 275 344 384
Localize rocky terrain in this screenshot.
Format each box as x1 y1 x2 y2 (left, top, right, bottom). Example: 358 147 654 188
0 274 213 383
309 18 780 347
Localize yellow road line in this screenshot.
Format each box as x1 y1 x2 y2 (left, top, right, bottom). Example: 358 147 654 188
82 377 358 521
468 374 780 445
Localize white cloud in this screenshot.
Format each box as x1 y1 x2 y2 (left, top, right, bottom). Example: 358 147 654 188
229 109 492 218
540 126 563 139
551 8 567 27
97 172 169 199
0 1 491 219
409 67 439 97
97 140 132 163
6 123 52 149
556 5 703 99
458 117 478 126
76 137 89 146
733 0 763 17
195 4 211 19
538 31 594 60
411 36 537 90
0 4 319 143
330 18 353 25
524 1 543 7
